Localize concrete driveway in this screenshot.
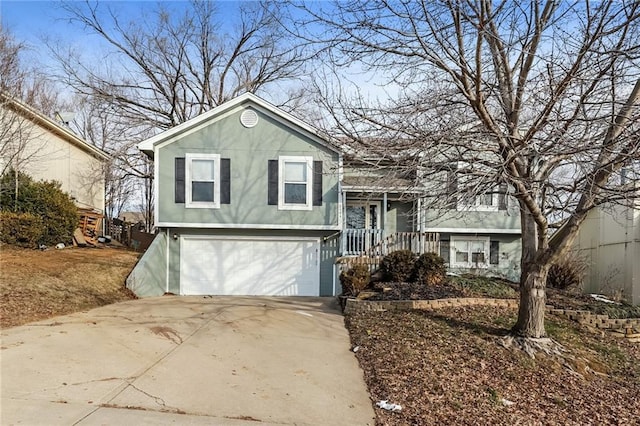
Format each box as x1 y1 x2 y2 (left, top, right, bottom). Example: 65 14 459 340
0 297 375 425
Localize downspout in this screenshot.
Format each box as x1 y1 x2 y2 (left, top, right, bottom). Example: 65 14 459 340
333 263 337 296
165 229 170 294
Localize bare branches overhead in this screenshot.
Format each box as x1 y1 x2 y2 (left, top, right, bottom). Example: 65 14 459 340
292 0 640 338
49 0 307 130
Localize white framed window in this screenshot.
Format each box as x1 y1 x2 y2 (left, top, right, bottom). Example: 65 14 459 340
278 155 313 211
450 236 490 268
457 189 499 211
186 153 220 209
474 191 499 211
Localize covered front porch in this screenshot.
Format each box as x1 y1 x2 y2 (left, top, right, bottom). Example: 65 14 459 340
340 184 439 257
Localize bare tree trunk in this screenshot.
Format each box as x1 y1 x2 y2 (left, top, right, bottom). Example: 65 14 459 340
514 264 549 338
13 168 18 212
513 210 548 338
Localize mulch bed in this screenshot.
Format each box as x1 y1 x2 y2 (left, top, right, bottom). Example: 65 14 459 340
368 281 465 301
346 306 640 425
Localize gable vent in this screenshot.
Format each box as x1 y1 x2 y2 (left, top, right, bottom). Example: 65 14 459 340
240 109 259 128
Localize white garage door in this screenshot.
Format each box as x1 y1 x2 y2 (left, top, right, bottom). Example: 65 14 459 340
180 236 320 296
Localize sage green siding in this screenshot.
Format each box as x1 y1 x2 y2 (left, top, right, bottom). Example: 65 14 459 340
386 201 414 232
126 234 166 297
157 107 339 227
166 229 339 296
440 233 521 281
424 209 521 231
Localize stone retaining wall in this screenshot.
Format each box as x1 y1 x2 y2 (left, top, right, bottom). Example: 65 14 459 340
547 308 640 330
344 298 640 339
344 298 519 314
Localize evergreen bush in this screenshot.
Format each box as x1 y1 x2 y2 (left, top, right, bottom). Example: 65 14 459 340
0 170 78 246
340 263 371 296
412 252 447 285
380 250 416 282
0 211 43 247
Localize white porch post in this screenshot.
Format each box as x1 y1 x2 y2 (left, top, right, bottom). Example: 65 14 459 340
382 192 387 235
341 189 347 255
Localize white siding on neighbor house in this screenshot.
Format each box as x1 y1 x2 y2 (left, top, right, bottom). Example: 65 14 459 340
1 105 106 212
574 205 640 305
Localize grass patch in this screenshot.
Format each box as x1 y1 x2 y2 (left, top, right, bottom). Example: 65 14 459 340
449 274 517 298
586 302 640 319
0 245 139 328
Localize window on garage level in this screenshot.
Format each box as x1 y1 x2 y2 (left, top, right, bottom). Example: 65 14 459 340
450 236 490 268
278 156 313 210
186 153 220 208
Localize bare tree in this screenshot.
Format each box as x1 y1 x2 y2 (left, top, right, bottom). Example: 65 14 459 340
1 27 65 207
49 0 307 130
69 95 142 221
44 1 309 228
294 1 640 343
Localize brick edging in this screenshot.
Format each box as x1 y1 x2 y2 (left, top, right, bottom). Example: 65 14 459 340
344 298 640 335
344 297 518 314
546 308 640 331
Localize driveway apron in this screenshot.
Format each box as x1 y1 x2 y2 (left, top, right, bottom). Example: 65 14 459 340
0 296 375 425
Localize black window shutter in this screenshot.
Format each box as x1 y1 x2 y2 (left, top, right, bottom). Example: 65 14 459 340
175 157 185 203
498 183 508 210
490 241 500 265
268 160 278 205
313 161 323 206
440 240 450 265
220 158 231 204
446 167 457 209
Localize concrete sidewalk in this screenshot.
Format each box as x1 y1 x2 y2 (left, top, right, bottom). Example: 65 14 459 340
1 297 375 425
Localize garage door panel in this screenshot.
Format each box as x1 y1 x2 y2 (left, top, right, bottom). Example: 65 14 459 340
181 237 319 296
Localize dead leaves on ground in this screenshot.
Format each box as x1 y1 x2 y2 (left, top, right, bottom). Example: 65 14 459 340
346 306 640 425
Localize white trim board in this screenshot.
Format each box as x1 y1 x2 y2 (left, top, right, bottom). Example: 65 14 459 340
181 235 321 242
157 222 341 231
423 227 521 234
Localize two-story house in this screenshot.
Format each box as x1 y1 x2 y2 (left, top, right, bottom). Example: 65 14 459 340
127 93 521 297
131 93 342 297
0 92 109 213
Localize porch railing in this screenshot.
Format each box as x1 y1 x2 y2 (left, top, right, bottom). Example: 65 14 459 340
379 232 440 256
341 229 440 257
342 228 384 256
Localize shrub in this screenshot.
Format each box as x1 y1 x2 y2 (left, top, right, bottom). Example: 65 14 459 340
0 170 78 246
380 250 416 282
412 252 447 286
547 253 588 290
0 212 43 247
340 263 371 296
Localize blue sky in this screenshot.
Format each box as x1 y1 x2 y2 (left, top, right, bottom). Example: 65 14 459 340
0 1 392 105
0 1 246 64
1 1 149 42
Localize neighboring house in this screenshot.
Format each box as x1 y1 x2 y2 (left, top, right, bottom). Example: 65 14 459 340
127 93 521 297
118 211 146 225
573 203 640 305
0 92 109 213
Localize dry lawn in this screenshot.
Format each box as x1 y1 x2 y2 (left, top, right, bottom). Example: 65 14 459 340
346 306 640 425
0 244 139 328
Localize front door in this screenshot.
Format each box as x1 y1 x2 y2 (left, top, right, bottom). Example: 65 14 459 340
345 201 381 254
